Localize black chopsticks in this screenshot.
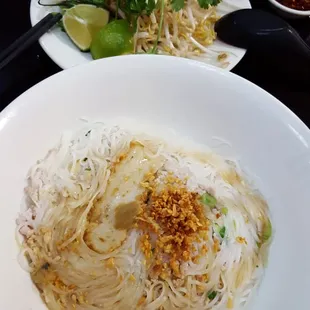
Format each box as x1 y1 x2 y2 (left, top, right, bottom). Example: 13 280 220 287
0 13 62 71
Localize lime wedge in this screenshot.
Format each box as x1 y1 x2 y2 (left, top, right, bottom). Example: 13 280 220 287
90 20 134 59
63 4 109 52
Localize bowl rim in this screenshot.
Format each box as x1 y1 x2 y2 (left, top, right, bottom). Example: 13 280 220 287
268 0 310 15
2 55 310 137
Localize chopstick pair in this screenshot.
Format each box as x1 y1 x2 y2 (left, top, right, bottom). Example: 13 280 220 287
0 13 62 71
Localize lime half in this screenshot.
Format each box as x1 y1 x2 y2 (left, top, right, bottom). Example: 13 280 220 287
63 4 109 51
90 20 134 59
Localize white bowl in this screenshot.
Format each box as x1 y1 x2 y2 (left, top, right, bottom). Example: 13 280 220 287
268 0 310 18
0 55 309 310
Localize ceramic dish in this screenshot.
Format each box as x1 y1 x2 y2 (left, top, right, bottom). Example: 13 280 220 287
0 56 309 309
30 0 251 70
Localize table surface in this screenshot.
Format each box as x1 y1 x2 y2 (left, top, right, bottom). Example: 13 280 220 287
0 0 310 126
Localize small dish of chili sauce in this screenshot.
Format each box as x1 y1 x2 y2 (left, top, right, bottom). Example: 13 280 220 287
277 0 310 11
269 0 310 17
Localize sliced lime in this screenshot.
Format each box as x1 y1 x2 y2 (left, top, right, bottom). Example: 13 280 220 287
63 4 109 52
90 20 134 59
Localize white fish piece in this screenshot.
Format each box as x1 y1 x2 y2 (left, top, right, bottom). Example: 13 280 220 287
86 144 164 254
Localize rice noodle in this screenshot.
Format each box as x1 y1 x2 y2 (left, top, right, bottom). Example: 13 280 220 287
17 122 272 310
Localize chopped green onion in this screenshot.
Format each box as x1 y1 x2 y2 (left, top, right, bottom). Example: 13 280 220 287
233 219 236 229
219 226 226 238
208 291 217 300
201 192 217 208
214 224 226 238
262 219 272 241
85 168 91 171
221 207 228 215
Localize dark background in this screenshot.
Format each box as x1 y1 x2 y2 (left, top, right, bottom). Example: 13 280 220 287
0 0 309 125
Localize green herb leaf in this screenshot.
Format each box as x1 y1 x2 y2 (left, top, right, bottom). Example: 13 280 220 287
197 0 221 9
124 0 154 15
171 0 184 11
85 168 91 171
146 0 156 14
208 291 217 300
58 19 66 32
122 0 155 31
129 0 142 12
201 192 217 208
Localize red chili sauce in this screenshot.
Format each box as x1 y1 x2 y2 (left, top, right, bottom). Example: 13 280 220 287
277 0 310 10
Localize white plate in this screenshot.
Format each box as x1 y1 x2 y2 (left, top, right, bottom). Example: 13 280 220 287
30 0 251 70
0 55 310 310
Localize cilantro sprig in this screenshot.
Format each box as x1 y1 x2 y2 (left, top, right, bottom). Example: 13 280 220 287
172 0 221 11
122 0 156 15
120 0 156 27
197 0 221 9
171 0 184 11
